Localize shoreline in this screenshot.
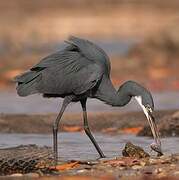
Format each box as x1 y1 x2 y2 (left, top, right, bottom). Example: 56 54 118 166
0 110 178 137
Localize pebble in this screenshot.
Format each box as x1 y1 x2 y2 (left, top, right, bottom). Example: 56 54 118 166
77 169 87 173
149 158 158 164
86 160 99 165
140 161 146 166
132 165 142 170
10 173 23 177
154 168 163 174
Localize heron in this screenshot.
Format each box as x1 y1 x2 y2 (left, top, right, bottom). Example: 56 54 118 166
15 36 162 163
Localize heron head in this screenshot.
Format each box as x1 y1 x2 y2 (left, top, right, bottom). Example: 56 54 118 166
134 88 155 124
134 95 154 127
121 81 154 111
135 95 162 156
135 87 154 111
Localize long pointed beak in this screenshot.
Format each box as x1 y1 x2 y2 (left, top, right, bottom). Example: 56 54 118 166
143 107 163 156
135 97 163 156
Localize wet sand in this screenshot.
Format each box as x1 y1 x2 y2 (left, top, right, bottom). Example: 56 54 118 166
0 137 179 180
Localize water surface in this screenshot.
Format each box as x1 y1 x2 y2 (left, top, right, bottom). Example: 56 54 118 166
0 133 178 161
1 90 179 114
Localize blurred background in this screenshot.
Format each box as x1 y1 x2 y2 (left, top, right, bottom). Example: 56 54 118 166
0 0 179 113
0 1 179 162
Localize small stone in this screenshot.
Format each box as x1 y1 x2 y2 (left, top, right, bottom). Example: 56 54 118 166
154 168 163 174
140 161 146 166
10 173 23 177
86 160 98 165
132 165 142 170
149 158 158 165
77 169 87 173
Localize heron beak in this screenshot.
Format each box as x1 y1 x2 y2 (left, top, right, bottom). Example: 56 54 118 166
135 96 163 155
143 107 163 155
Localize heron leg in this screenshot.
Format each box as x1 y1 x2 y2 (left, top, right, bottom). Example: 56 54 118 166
80 98 105 158
53 96 72 165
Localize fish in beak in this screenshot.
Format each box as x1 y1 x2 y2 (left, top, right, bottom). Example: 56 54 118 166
135 96 163 156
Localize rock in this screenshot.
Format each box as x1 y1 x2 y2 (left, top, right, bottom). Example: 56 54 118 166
122 142 150 158
77 169 88 173
10 173 23 177
149 158 158 165
140 161 146 167
132 165 142 170
154 168 163 174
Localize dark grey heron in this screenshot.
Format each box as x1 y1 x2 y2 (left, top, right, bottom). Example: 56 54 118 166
15 36 162 163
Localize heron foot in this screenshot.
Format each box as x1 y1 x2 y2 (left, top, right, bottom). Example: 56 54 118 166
97 155 106 160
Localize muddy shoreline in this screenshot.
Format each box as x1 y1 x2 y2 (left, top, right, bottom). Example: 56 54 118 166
0 110 178 137
0 111 178 179
1 147 179 180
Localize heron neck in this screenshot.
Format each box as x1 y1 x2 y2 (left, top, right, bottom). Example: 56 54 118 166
95 77 131 107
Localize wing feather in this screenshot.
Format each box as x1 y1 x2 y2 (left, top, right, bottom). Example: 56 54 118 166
66 36 111 75
15 37 105 97
37 55 103 95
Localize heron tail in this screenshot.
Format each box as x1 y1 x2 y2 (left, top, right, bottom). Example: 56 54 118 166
14 70 42 96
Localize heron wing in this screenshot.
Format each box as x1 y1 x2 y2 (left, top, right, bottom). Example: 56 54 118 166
66 36 111 75
37 53 103 95
66 36 108 60
15 37 109 96
16 49 103 96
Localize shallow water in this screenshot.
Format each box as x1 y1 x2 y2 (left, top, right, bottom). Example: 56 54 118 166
1 90 179 114
0 133 178 161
